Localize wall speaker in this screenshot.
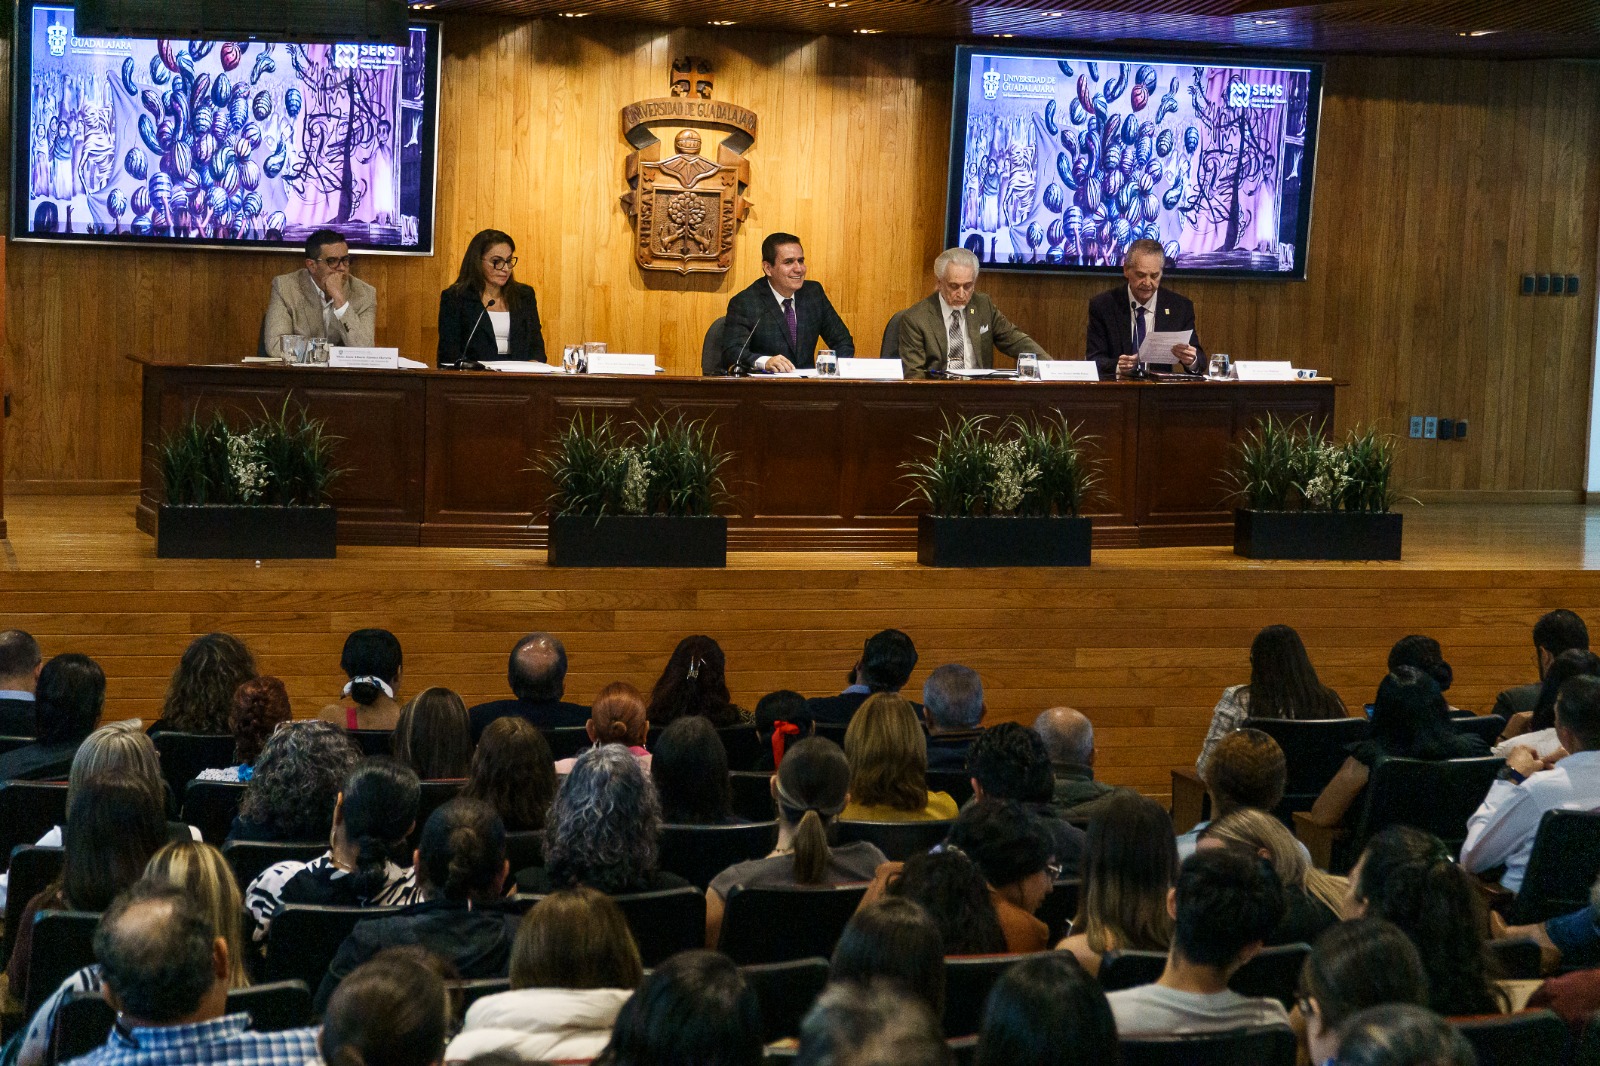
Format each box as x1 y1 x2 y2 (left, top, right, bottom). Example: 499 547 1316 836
73 0 410 44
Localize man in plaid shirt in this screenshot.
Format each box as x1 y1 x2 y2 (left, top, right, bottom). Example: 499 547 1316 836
68 882 319 1066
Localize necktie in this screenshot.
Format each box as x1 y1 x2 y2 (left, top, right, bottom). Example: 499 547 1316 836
1134 304 1147 352
948 309 965 369
782 298 798 350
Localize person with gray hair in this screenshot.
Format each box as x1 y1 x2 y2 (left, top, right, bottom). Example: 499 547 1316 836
1085 237 1203 379
468 631 590 741
923 664 986 771
893 247 1049 378
1033 706 1136 818
796 980 951 1066
0 629 42 736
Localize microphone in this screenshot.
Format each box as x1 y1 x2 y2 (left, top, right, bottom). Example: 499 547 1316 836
457 298 496 370
1128 301 1148 381
729 306 770 376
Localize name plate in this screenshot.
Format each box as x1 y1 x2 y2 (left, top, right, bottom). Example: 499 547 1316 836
1233 361 1297 382
586 353 659 376
1037 360 1100 382
328 347 400 370
838 358 905 381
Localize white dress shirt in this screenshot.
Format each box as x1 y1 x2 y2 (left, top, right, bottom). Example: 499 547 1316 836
488 310 512 356
1459 748 1600 893
938 296 971 370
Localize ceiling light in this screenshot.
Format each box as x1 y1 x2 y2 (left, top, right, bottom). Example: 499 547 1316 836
1253 18 1277 25
558 11 589 17
1044 10 1063 15
993 32 1014 37
709 18 736 24
854 27 880 33
827 3 850 9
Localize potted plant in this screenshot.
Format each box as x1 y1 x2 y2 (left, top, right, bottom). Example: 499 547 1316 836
542 414 731 567
904 413 1101 567
1229 415 1406 560
155 402 340 559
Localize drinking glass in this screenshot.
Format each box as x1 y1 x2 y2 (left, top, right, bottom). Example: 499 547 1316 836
816 350 838 377
1016 353 1040 380
309 339 331 366
280 334 306 363
1208 353 1232 380
563 345 588 374
583 341 607 356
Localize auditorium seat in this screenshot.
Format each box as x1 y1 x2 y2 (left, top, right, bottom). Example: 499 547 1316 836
1035 879 1080 943
1486 937 1544 980
0 735 32 756
153 732 237 798
25 910 101 1020
944 953 1037 1037
1452 714 1508 745
182 779 247 846
741 958 831 1042
925 769 975 808
262 904 402 991
719 884 869 964
542 726 592 760
411 780 465 845
702 316 727 376
610 887 708 966
1242 716 1370 821
1228 943 1310 1008
814 723 847 747
346 729 394 758
1335 755 1504 873
504 830 544 873
835 820 953 862
50 980 314 1065
658 821 778 889
730 771 777 821
1453 1010 1567 1066
1505 810 1600 924
1097 949 1167 992
879 310 907 362
0 780 67 871
452 977 511 1021
222 840 327 893
718 726 765 772
2 845 62 963
1119 1026 1296 1066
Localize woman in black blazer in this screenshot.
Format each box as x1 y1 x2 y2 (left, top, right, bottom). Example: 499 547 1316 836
437 228 546 365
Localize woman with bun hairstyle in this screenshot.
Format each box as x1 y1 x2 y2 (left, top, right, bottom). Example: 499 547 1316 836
321 628 404 732
557 681 652 774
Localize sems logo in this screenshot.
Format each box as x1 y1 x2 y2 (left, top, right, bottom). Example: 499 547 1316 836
334 43 360 68
1227 80 1251 108
46 24 68 57
982 70 1001 100
1229 79 1286 109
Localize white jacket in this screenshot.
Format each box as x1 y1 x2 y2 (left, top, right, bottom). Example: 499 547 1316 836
445 986 633 1063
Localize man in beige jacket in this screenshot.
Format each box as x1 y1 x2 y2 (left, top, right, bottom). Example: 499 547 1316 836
262 227 378 356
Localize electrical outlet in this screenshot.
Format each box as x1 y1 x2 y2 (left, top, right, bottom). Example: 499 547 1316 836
1553 276 1567 296
1570 276 1581 296
1538 274 1552 294
1522 274 1537 295
1438 418 1455 440
1454 420 1468 439
1409 416 1424 438
1424 416 1438 439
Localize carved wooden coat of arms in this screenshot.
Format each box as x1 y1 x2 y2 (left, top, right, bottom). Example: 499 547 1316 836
620 58 757 275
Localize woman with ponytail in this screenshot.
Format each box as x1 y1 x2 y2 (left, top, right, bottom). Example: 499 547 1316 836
320 628 405 732
244 757 424 938
703 737 887 948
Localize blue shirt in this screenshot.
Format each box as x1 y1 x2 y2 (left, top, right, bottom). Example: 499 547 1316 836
66 1013 320 1066
0 691 34 702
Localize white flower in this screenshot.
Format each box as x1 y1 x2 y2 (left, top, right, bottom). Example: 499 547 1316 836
226 429 266 503
619 447 652 514
988 438 1039 514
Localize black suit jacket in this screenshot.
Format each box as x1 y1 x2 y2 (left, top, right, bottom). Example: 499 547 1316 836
720 278 854 371
468 696 591 742
1084 285 1204 379
0 697 37 737
436 282 545 366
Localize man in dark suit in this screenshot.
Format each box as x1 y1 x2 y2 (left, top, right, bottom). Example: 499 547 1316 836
467 632 590 741
720 232 854 373
1494 609 1590 718
1085 238 1204 379
0 630 41 737
923 663 986 772
808 629 919 727
896 248 1049 378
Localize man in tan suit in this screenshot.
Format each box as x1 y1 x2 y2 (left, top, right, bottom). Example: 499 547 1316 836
263 228 378 356
895 247 1048 379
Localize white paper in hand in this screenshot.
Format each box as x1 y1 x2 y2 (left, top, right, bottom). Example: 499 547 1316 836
1137 330 1192 366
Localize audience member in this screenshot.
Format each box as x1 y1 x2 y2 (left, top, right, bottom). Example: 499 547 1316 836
945 800 1057 952
196 676 292 783
796 980 951 1066
1494 608 1589 718
1461 674 1600 893
922 664 986 770
1034 706 1135 819
229 720 359 842
1200 808 1344 945
245 757 423 936
829 897 946 1018
975 953 1117 1066
841 694 957 821
559 681 652 773
1179 727 1288 858
1060 792 1177 975
1306 668 1487 830
394 686 473 780
0 628 42 735
1331 1004 1478 1066
468 632 589 740
448 888 643 1062
882 847 1007 955
753 688 813 770
1386 635 1457 707
1297 919 1429 1066
1351 826 1504 1016
319 627 405 732
652 715 739 824
518 744 688 895
1495 648 1600 757
647 634 747 728
151 632 257 735
68 881 320 1066
320 949 449 1066
1106 849 1289 1037
1500 872 1600 973
594 950 763 1066
967 723 1085 876
7 775 168 1008
707 737 884 947
463 716 557 832
809 629 920 727
1197 624 1346 774
0 652 106 783
318 797 518 1011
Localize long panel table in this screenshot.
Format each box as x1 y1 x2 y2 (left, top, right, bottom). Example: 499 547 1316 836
134 359 1338 550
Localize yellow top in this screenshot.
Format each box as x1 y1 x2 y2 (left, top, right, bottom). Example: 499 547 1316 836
840 791 959 823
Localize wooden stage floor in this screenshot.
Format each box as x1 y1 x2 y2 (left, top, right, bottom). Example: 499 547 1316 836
4 495 1599 798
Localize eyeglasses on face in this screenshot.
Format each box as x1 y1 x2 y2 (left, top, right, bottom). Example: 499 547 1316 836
315 255 352 269
484 256 518 271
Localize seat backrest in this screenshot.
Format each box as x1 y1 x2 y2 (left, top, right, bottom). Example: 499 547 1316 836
814 723 848 746
154 732 238 797
740 958 831 1043
227 979 315 1031
222 840 328 893
262 904 402 989
879 310 908 363
504 830 544 873
1351 756 1505 859
182 779 248 846
703 316 727 375
0 781 68 870
720 884 869 964
944 954 1033 1037
1452 714 1507 745
452 977 511 1022
1453 1009 1567 1066
52 980 313 1065
1485 937 1544 981
412 780 465 844
1242 717 1370 811
3 845 64 963
26 910 102 1019
610 887 707 966
1034 879 1080 943
834 820 953 862
1097 949 1168 992
925 770 975 808
658 822 779 890
1119 1025 1297 1066
346 729 394 758
542 727 592 760
718 726 764 772
0 735 31 756
1228 943 1310 1008
1507 809 1600 924
729 771 777 822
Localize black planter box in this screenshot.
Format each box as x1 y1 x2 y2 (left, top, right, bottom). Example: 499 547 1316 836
917 514 1092 568
1233 509 1403 561
547 514 728 567
157 505 337 559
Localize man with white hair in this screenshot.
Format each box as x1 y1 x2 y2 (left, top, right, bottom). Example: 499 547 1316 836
894 247 1049 378
1034 706 1136 818
1085 238 1204 379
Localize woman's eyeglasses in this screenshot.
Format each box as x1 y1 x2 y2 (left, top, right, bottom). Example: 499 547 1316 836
484 256 518 270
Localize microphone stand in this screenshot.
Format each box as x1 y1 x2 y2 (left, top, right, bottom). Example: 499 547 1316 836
456 297 496 371
729 307 770 377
